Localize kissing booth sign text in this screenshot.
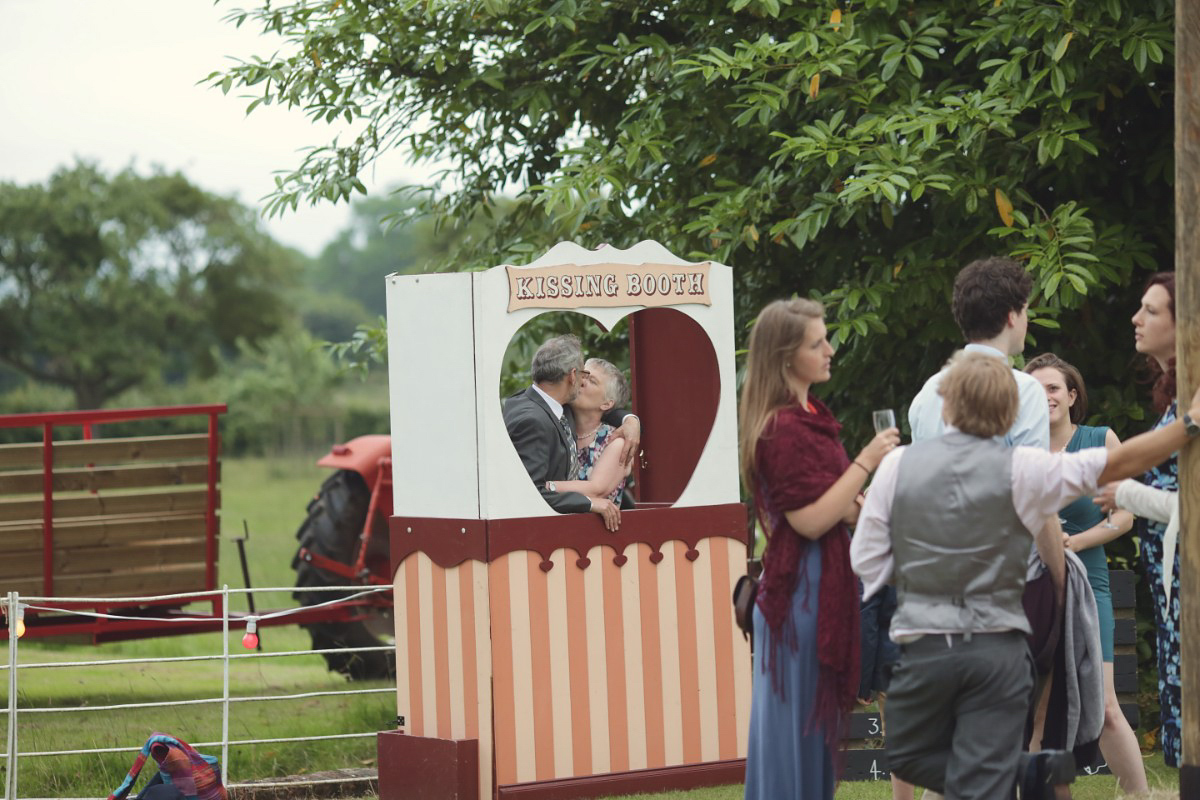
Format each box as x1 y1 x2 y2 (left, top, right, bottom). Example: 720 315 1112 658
506 262 711 312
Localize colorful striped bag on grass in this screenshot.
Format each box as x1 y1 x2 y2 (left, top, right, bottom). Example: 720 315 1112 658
108 733 227 800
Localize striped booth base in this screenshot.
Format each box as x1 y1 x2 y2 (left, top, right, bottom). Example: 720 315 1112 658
383 504 751 800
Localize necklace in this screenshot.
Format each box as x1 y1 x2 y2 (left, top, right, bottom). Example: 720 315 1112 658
1053 424 1077 453
576 428 599 441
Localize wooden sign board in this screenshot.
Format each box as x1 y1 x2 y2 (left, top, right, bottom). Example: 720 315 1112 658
506 262 712 312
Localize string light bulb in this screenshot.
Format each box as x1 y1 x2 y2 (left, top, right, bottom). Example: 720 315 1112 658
7 603 25 639
241 617 258 650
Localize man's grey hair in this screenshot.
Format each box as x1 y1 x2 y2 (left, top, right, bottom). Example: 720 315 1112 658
531 334 584 384
586 358 630 408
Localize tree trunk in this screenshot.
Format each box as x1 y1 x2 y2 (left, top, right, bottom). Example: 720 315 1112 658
1176 0 1199 791
73 385 107 411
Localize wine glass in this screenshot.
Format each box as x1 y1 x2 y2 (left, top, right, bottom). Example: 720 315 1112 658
1095 485 1120 530
872 408 896 434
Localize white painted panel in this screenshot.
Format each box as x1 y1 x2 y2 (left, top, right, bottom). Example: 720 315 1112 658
387 272 480 518
473 267 557 520
674 262 740 508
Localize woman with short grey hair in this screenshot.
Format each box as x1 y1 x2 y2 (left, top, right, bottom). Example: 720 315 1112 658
549 358 632 504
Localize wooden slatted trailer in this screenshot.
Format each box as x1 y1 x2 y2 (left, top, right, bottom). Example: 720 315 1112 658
0 405 224 641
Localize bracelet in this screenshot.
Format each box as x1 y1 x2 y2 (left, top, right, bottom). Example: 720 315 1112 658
851 460 870 475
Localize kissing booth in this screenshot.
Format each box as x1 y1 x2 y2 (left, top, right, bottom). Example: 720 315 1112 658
378 241 750 799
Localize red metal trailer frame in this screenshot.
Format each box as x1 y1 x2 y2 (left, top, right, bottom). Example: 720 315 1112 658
0 405 385 643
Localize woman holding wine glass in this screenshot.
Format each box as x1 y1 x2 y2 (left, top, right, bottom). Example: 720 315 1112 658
1025 353 1147 794
739 298 899 799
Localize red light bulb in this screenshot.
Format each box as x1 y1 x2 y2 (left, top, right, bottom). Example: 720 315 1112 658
242 617 259 649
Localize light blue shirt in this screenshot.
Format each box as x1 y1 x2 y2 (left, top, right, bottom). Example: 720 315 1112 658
907 343 1050 449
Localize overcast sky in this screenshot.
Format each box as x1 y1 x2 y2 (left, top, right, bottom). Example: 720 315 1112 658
0 0 427 256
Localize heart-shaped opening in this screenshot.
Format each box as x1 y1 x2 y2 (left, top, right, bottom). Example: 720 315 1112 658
499 307 720 509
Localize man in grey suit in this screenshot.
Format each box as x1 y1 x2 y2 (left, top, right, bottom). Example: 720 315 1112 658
503 334 624 530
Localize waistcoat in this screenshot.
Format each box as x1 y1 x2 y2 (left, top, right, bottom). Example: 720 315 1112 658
890 431 1032 636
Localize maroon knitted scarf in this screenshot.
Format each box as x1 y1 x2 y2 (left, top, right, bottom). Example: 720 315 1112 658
753 400 861 754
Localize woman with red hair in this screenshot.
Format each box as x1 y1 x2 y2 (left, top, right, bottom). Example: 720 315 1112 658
1124 272 1182 767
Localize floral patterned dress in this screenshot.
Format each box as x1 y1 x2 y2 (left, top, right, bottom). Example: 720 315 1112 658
1139 402 1180 766
576 423 624 503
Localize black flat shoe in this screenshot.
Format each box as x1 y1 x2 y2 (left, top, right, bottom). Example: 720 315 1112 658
1017 749 1075 799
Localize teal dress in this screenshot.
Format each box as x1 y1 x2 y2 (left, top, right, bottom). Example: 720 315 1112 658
1059 425 1114 662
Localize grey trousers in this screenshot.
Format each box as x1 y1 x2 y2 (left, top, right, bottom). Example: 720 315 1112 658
885 630 1035 800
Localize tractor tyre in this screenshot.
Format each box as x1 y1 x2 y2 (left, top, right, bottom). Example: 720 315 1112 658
293 469 395 681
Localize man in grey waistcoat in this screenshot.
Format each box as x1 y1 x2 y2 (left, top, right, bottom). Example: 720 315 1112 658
851 352 1200 799
887 256 1065 800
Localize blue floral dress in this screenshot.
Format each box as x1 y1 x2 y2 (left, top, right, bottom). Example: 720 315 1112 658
576 423 625 503
1139 403 1180 766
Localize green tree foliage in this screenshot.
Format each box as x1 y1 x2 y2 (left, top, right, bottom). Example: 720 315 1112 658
217 329 343 454
212 0 1173 440
0 162 299 409
301 194 500 341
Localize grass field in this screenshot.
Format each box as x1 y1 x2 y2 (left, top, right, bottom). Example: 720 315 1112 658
597 762 1184 799
3 457 1180 798
5 456 397 798
498 750 1184 799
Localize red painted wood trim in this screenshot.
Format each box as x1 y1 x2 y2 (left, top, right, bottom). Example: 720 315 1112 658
497 758 745 799
391 504 748 571
205 412 219 590
390 517 489 572
487 503 747 564
627 310 644 500
377 731 479 800
42 423 54 597
0 404 228 429
627 308 720 504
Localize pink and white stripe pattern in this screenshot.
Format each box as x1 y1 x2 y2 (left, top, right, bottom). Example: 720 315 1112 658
392 536 750 795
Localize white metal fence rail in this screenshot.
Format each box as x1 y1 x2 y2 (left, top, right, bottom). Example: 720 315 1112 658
1 585 394 800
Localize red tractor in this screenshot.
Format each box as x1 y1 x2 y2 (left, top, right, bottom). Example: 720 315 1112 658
292 434 396 680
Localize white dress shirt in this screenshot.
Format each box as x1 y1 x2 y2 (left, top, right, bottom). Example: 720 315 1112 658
907 343 1051 449
531 384 564 420
851 437 1108 638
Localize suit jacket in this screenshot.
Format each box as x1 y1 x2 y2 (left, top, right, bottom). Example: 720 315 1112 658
503 387 633 514
503 387 592 514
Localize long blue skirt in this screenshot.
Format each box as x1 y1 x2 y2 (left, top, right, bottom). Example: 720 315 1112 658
744 544 833 800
